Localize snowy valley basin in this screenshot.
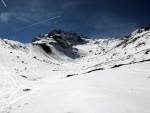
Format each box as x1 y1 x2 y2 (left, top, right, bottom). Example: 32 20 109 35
0 27 150 113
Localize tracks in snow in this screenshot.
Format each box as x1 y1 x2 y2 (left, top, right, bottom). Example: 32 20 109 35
0 57 41 112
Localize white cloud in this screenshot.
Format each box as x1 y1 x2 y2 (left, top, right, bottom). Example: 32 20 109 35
0 12 10 22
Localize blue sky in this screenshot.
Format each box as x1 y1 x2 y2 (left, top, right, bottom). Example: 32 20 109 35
0 0 150 43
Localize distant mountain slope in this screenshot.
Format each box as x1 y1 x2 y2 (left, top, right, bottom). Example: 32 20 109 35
0 30 89 63
80 24 150 73
31 29 91 61
0 24 150 70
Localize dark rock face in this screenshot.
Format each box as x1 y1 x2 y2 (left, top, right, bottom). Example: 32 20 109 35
38 44 51 54
115 24 150 49
138 24 150 33
31 29 89 59
32 29 88 45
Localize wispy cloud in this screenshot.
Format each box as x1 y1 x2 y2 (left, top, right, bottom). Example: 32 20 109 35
61 1 79 9
0 0 61 24
0 12 10 22
0 7 58 24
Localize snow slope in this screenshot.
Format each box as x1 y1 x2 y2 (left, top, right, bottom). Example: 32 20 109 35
0 26 150 113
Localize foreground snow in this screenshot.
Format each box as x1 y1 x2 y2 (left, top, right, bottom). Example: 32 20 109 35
1 62 150 113
0 47 150 113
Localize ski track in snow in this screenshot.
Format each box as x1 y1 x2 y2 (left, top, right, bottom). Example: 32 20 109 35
0 55 41 112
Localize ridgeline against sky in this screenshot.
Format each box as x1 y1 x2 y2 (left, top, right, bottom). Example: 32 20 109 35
0 0 150 43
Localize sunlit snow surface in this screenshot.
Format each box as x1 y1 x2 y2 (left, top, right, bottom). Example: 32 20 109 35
0 28 150 113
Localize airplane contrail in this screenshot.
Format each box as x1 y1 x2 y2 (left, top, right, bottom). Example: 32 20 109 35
2 0 7 7
12 15 61 32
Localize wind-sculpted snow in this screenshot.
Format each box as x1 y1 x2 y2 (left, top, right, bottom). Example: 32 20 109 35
0 25 150 113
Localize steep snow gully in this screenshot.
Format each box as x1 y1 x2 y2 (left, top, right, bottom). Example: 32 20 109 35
0 25 150 113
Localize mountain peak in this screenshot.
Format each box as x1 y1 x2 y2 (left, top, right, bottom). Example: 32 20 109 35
32 29 89 45
129 24 150 37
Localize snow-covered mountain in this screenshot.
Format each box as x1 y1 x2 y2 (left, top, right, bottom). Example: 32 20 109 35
80 24 150 73
0 25 150 113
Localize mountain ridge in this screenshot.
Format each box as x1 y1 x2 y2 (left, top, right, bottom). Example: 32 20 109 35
0 24 150 68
